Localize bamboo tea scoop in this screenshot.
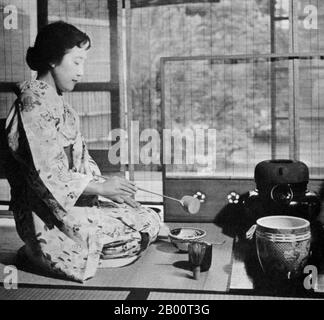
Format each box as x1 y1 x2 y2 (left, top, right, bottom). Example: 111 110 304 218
95 175 200 214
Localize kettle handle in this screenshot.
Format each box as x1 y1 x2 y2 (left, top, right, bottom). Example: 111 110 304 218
270 184 294 204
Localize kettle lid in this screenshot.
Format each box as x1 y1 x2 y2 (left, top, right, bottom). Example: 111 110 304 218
254 159 309 186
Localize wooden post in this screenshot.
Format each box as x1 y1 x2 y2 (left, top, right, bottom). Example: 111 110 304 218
160 57 166 214
117 0 126 175
270 0 277 159
288 0 300 160
292 0 300 161
37 0 48 31
109 0 120 130
122 0 135 182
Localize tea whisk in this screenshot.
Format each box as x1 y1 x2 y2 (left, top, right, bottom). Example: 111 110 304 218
188 242 207 280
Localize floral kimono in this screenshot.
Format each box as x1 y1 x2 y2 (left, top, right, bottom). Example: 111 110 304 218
5 80 161 282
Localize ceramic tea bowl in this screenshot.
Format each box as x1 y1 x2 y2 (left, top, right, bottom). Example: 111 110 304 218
255 215 311 280
169 227 206 252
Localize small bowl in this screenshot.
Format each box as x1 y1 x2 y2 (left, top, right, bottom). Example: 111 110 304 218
168 227 206 252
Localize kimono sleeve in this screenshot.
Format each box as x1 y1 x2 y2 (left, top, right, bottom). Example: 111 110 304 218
18 92 92 212
83 139 101 177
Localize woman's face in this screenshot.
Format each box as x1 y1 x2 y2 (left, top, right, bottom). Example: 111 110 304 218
51 43 88 92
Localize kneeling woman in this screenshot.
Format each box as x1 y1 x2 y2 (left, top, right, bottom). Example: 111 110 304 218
5 21 161 282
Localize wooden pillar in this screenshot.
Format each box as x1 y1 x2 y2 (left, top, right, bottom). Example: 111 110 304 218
288 0 300 160
270 0 277 159
37 0 48 31
109 0 120 132
118 0 134 181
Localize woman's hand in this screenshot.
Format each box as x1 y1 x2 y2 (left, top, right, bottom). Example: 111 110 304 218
98 176 140 208
112 195 141 208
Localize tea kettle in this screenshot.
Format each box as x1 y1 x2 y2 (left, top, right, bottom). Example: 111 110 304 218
242 160 320 222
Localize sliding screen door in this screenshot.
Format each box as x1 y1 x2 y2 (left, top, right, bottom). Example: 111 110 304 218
125 0 323 221
47 0 121 173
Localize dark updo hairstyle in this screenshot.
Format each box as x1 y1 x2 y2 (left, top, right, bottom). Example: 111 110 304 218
26 21 91 75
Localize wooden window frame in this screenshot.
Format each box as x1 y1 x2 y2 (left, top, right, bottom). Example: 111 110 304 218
0 0 122 175
121 0 324 218
1 0 324 206
124 0 324 180
160 53 324 174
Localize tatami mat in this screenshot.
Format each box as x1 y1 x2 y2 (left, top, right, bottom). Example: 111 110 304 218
147 292 316 300
0 287 129 300
0 220 233 292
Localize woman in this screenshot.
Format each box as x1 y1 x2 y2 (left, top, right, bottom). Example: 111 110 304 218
5 21 161 282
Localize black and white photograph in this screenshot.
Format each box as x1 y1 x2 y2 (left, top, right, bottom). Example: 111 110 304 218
0 0 324 304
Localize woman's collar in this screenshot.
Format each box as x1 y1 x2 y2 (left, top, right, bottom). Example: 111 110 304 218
18 79 62 99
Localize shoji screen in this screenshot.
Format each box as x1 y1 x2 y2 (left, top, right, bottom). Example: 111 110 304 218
0 0 37 203
48 0 113 151
0 0 37 118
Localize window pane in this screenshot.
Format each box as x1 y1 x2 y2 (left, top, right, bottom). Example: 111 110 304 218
274 0 290 54
163 57 290 178
274 66 289 118
0 0 37 81
0 90 113 150
298 0 324 53
64 91 112 150
275 119 290 158
128 0 292 179
299 57 324 178
129 0 277 132
0 92 16 118
48 0 111 82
